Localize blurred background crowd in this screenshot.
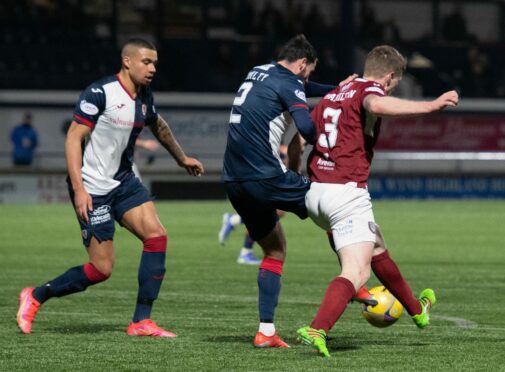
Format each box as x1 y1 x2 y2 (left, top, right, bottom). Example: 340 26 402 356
1 0 505 97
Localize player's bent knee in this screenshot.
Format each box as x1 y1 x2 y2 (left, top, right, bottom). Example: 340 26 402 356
83 262 111 283
143 235 168 252
89 257 115 277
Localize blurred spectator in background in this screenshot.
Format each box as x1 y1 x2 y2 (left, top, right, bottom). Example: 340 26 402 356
209 43 240 91
257 3 286 40
383 19 402 44
358 0 383 45
235 0 256 35
441 4 473 42
304 4 328 40
10 112 38 166
285 2 305 36
461 45 492 97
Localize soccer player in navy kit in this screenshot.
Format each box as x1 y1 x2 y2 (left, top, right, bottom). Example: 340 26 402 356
297 46 458 357
16 38 204 337
222 35 342 348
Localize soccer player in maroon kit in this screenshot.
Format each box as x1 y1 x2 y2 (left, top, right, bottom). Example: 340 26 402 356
296 45 459 357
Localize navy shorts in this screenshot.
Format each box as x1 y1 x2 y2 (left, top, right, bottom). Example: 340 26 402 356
225 170 310 241
68 174 152 247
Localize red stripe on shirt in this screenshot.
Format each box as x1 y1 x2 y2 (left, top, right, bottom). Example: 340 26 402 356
73 114 95 128
290 103 309 110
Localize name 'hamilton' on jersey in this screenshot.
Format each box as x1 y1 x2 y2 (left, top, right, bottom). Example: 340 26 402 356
72 74 158 195
222 63 310 181
307 78 386 186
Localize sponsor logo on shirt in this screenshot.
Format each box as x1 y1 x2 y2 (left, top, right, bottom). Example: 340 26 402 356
91 88 103 94
110 117 135 127
80 100 99 115
294 89 306 102
316 157 335 170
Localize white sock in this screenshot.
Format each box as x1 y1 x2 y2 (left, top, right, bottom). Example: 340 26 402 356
239 247 253 256
230 213 242 226
259 322 276 336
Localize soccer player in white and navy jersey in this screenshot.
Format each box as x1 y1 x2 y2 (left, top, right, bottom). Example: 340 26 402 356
17 38 204 337
297 45 459 357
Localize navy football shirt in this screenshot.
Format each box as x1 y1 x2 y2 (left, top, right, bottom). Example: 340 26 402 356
222 63 310 181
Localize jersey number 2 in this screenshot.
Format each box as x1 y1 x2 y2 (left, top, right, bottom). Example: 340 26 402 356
229 82 253 124
318 107 342 149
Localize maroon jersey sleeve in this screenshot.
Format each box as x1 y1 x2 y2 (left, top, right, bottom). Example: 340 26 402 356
307 79 385 186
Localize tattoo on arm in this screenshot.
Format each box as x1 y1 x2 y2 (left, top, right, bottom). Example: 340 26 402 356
150 115 186 164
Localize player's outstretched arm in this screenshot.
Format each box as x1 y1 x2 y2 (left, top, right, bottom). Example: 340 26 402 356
65 121 93 223
150 115 204 176
363 90 459 118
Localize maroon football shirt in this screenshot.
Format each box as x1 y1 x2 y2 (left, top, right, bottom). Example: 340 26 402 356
307 78 386 186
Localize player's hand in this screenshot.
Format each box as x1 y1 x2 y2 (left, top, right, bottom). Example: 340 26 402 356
179 157 204 176
434 90 459 110
339 73 358 87
74 188 93 224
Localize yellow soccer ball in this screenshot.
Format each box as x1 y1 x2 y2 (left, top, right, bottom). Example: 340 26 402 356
362 286 404 327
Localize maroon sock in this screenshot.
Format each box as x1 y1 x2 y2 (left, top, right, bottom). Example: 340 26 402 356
371 250 421 315
311 276 356 333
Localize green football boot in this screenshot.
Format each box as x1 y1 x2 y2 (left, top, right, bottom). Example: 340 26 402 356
412 288 436 329
296 326 330 358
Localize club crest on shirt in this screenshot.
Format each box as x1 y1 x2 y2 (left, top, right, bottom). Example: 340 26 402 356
294 89 306 102
142 104 147 116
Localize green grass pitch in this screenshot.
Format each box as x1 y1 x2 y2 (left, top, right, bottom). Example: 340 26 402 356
1 200 504 371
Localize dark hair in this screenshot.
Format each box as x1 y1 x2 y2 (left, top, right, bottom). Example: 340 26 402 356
122 38 157 52
364 45 406 78
277 34 317 63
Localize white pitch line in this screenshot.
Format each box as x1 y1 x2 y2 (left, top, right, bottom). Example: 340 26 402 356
431 314 479 329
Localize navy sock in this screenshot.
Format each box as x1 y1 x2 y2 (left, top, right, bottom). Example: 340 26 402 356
257 269 281 323
32 265 103 304
133 250 166 322
243 233 254 249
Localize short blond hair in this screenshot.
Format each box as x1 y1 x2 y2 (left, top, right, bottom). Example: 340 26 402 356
364 45 406 78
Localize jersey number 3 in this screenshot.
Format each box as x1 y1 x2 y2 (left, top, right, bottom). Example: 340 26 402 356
229 82 253 124
318 107 342 149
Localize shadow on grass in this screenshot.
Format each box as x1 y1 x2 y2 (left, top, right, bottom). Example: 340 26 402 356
203 335 252 344
330 336 429 348
46 323 122 334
